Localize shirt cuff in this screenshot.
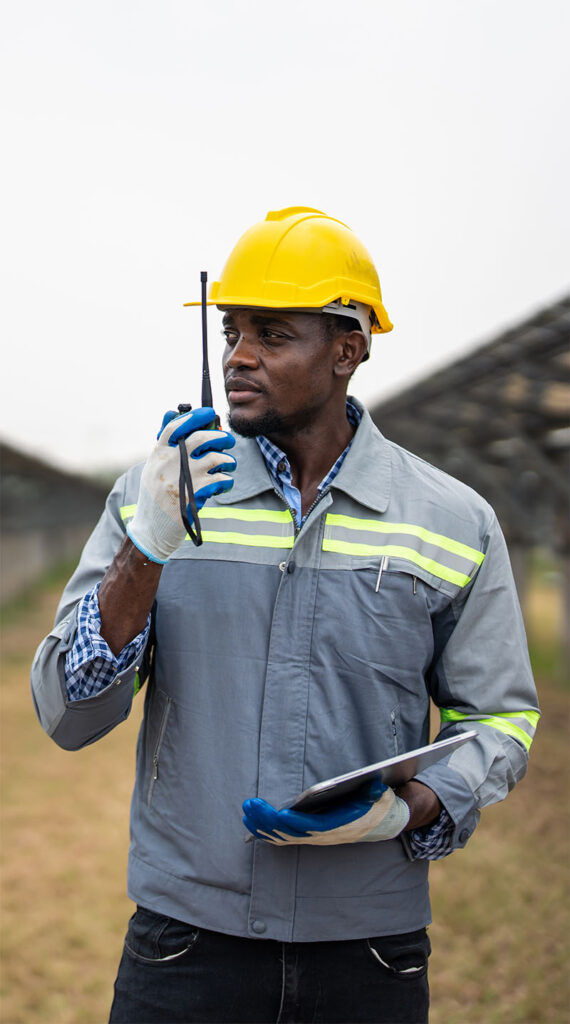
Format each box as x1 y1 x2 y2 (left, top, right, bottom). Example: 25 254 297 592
407 807 455 860
65 583 150 701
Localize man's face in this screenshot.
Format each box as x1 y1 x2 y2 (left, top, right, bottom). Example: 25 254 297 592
221 308 339 438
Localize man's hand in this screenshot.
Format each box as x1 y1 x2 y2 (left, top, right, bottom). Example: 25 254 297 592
127 406 236 564
395 780 443 831
242 779 411 846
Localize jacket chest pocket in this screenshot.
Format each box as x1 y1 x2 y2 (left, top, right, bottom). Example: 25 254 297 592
322 563 440 672
311 559 457 747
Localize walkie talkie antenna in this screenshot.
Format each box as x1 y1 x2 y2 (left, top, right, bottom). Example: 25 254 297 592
176 270 212 549
177 270 220 547
200 270 220 428
200 271 212 408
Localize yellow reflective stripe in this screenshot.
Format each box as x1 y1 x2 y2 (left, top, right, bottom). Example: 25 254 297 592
121 504 294 526
326 514 485 566
487 709 541 729
133 673 141 696
441 708 537 751
201 530 294 549
198 507 293 524
322 539 472 588
441 707 539 729
478 718 533 751
121 503 293 547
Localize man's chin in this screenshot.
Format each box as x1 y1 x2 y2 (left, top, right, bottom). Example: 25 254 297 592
229 408 285 438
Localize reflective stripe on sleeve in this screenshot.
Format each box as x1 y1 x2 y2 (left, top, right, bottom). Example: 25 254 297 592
120 504 137 522
440 707 540 751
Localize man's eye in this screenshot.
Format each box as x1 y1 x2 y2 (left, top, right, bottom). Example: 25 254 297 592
221 330 238 343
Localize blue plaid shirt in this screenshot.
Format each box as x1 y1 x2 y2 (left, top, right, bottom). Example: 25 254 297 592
256 399 362 528
64 402 454 859
66 582 148 701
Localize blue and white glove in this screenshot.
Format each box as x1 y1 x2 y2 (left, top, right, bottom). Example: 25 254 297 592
242 779 410 846
127 406 236 564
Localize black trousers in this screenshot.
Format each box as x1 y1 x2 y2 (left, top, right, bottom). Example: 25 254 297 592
109 906 430 1024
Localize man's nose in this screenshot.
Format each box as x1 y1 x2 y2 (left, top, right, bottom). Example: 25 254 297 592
225 334 259 368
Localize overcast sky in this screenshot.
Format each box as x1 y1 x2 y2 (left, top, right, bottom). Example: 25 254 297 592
2 0 568 475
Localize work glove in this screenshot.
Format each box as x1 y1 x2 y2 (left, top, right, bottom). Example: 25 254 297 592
242 779 410 846
127 406 236 563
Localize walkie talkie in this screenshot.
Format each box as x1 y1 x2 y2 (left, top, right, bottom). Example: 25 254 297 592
176 271 218 547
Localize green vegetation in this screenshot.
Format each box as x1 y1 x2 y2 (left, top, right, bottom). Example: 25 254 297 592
525 554 569 689
0 558 79 627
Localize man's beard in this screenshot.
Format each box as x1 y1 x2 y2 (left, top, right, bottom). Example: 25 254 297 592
229 405 316 439
229 407 288 438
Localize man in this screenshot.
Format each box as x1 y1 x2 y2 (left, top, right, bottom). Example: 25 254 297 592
31 207 539 1024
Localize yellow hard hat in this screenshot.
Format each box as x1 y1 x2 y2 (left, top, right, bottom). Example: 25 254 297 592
184 206 392 336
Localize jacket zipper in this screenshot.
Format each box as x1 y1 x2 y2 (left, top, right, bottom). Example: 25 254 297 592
272 487 300 537
273 486 329 539
148 696 172 804
390 709 399 754
303 490 327 524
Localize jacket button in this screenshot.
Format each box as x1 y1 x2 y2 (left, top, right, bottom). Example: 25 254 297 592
251 919 266 934
287 561 296 574
459 829 470 843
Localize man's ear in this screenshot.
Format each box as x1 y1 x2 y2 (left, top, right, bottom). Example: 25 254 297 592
333 332 368 378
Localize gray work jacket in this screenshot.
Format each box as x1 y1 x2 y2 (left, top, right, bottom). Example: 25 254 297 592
31 401 539 941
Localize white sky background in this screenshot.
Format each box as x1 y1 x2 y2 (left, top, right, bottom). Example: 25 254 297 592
1 0 568 475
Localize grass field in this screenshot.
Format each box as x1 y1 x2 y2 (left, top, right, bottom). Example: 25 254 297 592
1 562 568 1024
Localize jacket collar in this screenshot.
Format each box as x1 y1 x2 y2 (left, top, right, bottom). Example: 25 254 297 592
215 396 391 514
330 398 391 513
214 432 274 503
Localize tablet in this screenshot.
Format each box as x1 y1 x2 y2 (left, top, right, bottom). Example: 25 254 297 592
288 731 477 812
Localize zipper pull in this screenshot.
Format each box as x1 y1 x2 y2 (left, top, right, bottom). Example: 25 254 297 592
375 555 389 593
153 754 159 781
413 576 417 595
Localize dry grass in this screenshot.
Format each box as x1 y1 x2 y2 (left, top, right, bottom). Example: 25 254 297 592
1 563 568 1024
1 576 143 1024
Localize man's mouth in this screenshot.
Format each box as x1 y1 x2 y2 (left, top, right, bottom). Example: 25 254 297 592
225 378 263 404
